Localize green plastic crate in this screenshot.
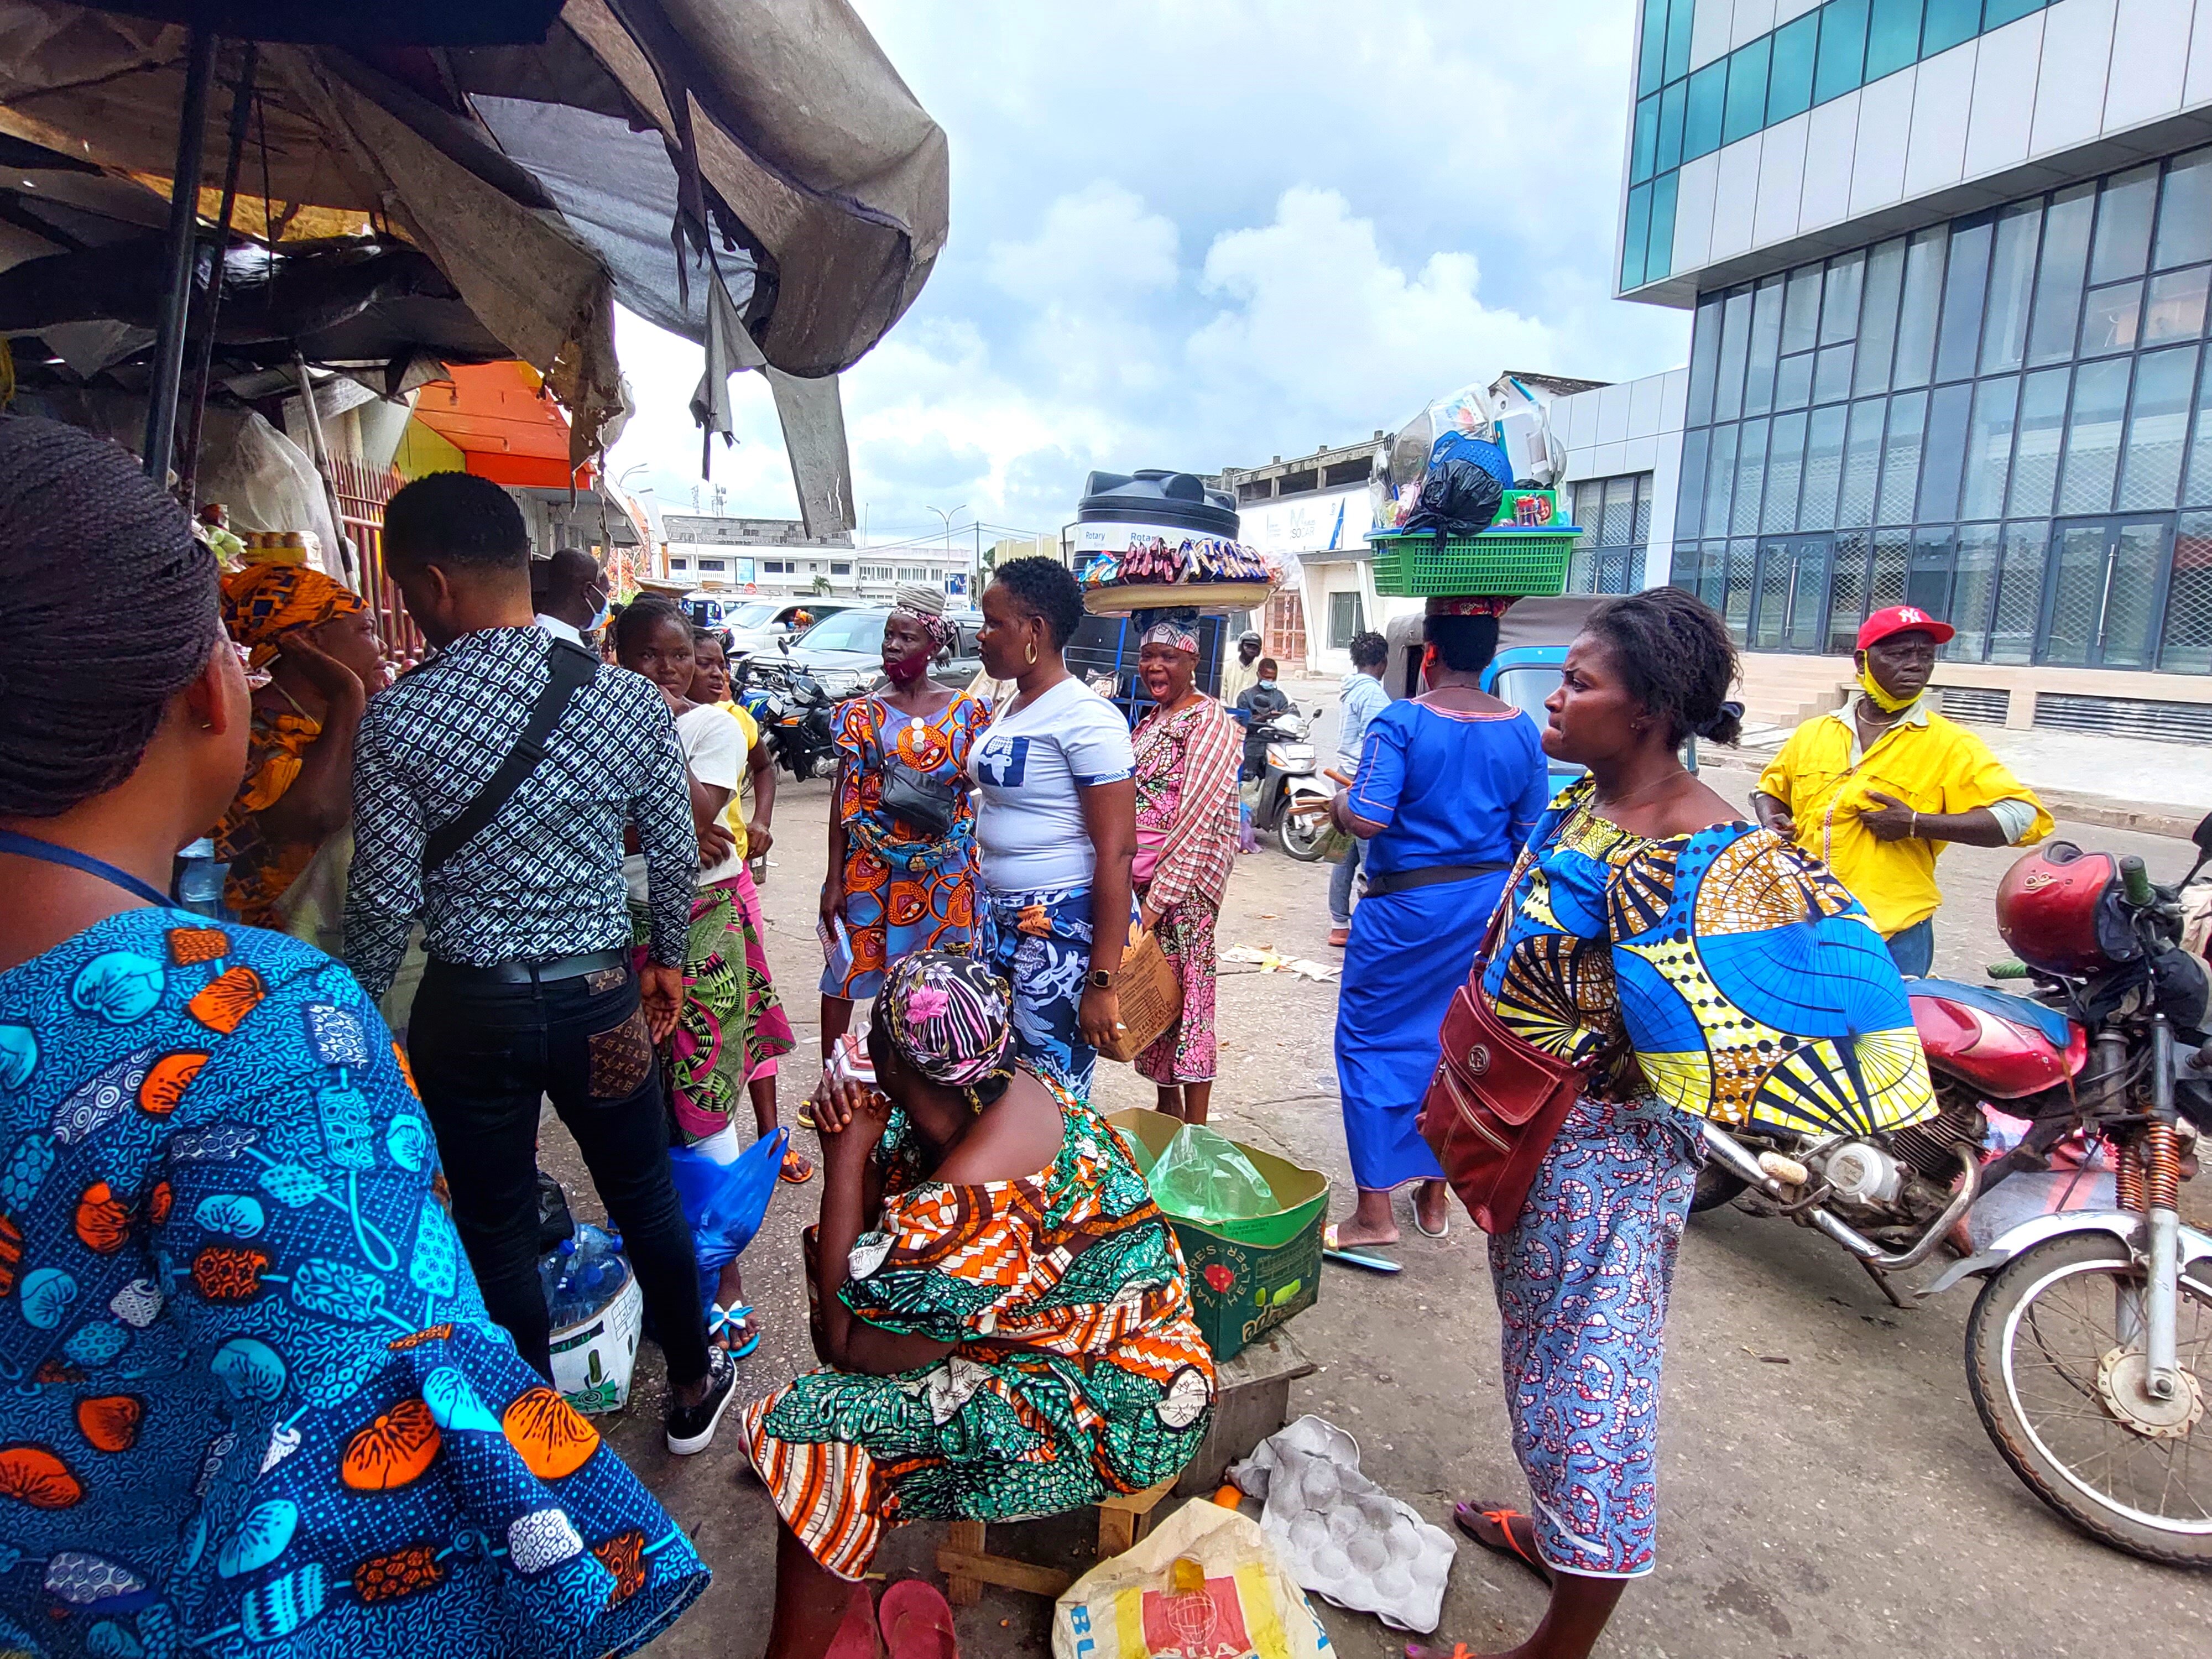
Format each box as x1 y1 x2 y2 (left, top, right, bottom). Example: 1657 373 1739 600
1369 526 1579 598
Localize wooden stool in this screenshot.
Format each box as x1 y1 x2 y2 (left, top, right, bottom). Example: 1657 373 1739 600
936 1477 1177 1605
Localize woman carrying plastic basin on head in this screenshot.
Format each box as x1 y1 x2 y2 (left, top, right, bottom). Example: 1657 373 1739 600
740 951 1213 1658
1128 612 1243 1125
1326 598 1551 1251
1443 589 1934 1659
0 414 707 1656
687 628 806 1182
819 586 992 1051
968 557 1139 1099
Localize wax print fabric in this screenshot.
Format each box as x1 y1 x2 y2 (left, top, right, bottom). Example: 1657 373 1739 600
738 1079 1213 1579
0 909 706 1658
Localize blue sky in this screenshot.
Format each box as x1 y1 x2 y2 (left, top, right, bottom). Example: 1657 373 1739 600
604 0 1690 549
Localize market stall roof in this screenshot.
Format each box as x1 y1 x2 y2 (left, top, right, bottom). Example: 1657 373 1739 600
0 0 950 529
408 360 591 490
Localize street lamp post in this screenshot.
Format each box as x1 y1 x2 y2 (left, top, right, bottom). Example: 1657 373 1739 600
928 503 968 601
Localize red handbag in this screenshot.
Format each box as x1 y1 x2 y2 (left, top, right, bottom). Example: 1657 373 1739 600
1418 894 1590 1233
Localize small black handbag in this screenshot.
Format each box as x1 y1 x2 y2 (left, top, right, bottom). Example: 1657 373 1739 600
868 700 959 838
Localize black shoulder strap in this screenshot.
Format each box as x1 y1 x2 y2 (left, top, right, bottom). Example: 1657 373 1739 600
422 639 599 875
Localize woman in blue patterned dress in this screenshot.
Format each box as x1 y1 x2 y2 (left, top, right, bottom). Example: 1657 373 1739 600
1444 590 1936 1659
0 416 706 1659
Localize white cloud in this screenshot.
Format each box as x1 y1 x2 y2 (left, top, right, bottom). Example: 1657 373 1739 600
988 181 1178 306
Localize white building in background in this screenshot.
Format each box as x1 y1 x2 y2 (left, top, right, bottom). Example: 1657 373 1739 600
655 512 966 603
1617 0 2212 737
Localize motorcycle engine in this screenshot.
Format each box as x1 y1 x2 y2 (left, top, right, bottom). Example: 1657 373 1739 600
1821 1141 1904 1205
1888 1095 1989 1180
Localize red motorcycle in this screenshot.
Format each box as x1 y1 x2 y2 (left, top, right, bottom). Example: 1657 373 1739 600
1694 816 2212 1564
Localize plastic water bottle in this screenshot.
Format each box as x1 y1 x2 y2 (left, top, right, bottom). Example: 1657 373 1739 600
174 838 230 918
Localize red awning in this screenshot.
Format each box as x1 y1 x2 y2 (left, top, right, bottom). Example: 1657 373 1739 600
408 361 596 489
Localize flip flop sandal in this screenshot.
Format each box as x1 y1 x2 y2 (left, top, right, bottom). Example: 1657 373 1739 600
826 1581 883 1659
796 1100 818 1129
780 1147 817 1184
708 1302 762 1361
1409 1203 1451 1240
1321 1224 1404 1274
878 1579 958 1659
1451 1503 1553 1588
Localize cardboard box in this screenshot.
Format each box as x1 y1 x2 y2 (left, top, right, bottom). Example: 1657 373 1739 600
1110 1109 1329 1364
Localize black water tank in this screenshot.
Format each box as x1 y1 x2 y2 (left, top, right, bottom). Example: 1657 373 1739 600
1075 469 1239 539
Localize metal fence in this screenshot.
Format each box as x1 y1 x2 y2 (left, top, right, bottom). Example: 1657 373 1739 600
330 459 423 661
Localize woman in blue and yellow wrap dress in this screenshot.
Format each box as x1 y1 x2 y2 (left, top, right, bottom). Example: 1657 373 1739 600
1444 589 1936 1659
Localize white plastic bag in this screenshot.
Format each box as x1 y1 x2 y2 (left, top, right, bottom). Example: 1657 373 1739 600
1052 1497 1333 1659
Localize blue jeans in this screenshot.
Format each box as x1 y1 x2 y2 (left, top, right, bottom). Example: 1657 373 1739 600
1328 835 1364 926
1886 918 1934 978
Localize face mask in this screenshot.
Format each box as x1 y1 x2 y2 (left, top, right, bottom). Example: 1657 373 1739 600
1858 660 1920 713
589 599 611 633
1257 677 1276 690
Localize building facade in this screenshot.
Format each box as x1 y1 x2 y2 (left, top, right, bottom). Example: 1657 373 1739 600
1622 0 2212 732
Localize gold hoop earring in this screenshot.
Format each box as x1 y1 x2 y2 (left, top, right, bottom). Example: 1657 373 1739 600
1025 642 1038 666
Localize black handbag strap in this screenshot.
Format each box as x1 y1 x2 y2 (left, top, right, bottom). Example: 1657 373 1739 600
423 638 599 875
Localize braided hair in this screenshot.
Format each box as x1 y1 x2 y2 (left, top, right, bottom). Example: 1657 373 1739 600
0 415 220 818
1583 587 1744 747
614 593 688 661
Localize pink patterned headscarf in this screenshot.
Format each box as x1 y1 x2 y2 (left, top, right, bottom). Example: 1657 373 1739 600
878 951 1016 1098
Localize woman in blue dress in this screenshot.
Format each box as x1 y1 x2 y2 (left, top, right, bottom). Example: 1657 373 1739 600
1326 599 1550 1249
0 416 706 1659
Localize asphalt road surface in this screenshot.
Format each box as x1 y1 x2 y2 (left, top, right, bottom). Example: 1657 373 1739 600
540 764 2212 1659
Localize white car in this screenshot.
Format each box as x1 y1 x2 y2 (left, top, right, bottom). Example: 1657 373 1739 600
714 598 852 661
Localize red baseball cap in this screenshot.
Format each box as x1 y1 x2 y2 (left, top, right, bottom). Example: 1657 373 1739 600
1858 604 1955 650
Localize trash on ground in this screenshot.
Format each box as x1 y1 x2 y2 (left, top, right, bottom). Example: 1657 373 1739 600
1224 945 1339 980
1231 1415 1454 1632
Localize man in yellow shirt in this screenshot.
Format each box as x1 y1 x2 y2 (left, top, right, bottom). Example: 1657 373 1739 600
1752 605 2052 977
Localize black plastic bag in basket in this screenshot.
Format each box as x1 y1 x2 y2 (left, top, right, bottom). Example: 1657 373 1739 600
1399 457 1505 537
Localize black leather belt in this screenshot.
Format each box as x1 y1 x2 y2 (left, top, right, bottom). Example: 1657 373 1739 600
424 947 629 987
1361 862 1505 899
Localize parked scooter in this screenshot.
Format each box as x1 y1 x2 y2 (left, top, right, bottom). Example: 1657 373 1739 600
735 660 839 782
1694 815 2212 1563
1245 705 1332 860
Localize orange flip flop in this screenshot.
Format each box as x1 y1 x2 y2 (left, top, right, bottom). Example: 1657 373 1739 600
879 1579 958 1659
1451 1502 1553 1587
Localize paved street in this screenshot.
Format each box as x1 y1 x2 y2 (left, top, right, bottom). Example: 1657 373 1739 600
546 760 2212 1659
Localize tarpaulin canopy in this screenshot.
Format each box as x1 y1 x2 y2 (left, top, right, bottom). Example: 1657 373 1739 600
0 0 950 529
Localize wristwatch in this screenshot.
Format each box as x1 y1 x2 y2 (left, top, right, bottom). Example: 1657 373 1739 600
1086 967 1117 990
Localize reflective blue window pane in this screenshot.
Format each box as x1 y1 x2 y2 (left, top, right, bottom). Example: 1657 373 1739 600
1815 0 1871 105
1676 426 1712 539
1948 523 2002 660
1744 277 1786 416
1705 421 1741 534
1632 94 1660 185
1769 13 1818 124
1984 0 2046 25
2116 344 2200 511
2057 356 2134 516
1684 60 1727 160
1783 265 1823 354
1839 399 1887 527
1866 0 1925 82
1877 390 1928 524
1960 375 2021 521
1980 202 2042 374
1657 78 1687 172
1822 251 1866 345
1623 184 1652 291
1664 0 1694 81
1686 296 1725 426
1715 287 1755 421
1855 237 1908 393
2091 164 2159 285
1921 0 1980 58
2029 183 2096 366
1892 227 1949 389
2080 281 2143 356
1733 419 1771 535
1724 38 1772 148
2154 147 2212 270
2145 266 2210 343
1775 352 1814 410
2185 352 2212 506
1638 0 1668 96
2007 367 2072 517
1815 342 1856 403
1802 404 1849 530
1989 521 2049 664
1934 218 1994 383
1765 411 1809 532
1647 170 1678 283
1917 382 1974 523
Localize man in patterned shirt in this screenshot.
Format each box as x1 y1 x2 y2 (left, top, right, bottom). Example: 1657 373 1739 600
346 472 738 1454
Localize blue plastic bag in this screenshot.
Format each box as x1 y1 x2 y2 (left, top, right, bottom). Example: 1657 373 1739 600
666 1125 786 1309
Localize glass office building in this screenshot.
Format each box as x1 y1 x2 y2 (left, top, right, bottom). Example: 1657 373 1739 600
1616 0 2212 710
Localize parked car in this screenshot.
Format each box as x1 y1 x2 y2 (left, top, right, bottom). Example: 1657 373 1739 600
715 597 852 660
752 605 985 701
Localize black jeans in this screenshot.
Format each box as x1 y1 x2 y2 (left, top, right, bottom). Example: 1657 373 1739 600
408 959 708 1387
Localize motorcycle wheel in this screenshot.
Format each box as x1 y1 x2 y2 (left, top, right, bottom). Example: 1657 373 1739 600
1689 1165 1747 1213
1965 1230 2212 1566
1276 804 1328 863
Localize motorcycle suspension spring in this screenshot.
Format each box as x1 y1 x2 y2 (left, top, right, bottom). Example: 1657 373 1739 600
2115 1140 2147 1213
2144 1119 2182 1213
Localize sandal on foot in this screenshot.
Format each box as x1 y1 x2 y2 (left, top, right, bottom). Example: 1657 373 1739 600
1451 1503 1553 1588
796 1100 817 1130
708 1302 761 1361
1410 1203 1451 1240
780 1146 816 1184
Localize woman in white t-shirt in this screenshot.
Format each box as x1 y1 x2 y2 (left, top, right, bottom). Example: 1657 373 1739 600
970 558 1138 1097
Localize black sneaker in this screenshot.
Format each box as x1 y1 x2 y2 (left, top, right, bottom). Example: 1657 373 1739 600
665 1346 738 1455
